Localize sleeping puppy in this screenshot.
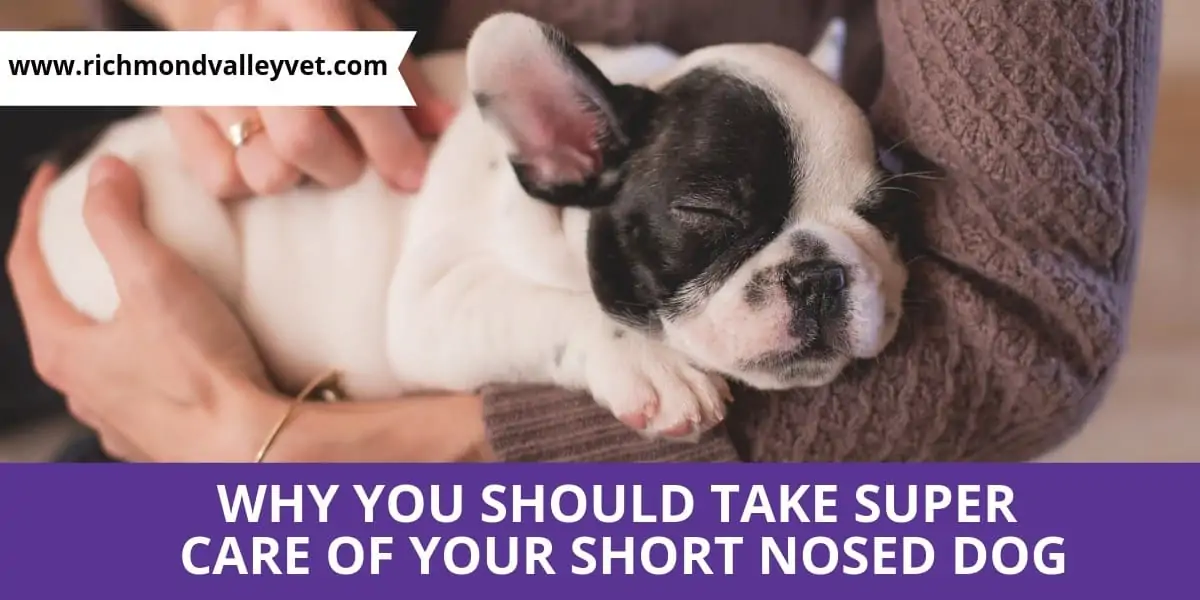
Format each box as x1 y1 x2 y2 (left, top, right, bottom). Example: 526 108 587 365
37 13 908 437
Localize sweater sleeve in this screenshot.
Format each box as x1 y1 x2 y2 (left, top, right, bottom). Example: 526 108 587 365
482 0 1160 462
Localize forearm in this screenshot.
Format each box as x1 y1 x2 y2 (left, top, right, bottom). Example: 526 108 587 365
823 0 1155 460
740 0 1159 461
732 0 1158 462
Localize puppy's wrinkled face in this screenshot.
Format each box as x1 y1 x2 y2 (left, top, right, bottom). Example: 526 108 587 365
467 13 909 389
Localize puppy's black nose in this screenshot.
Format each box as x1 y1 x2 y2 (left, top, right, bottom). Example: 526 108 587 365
784 261 847 316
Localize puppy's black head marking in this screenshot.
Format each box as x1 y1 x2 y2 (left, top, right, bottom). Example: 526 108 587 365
586 67 800 329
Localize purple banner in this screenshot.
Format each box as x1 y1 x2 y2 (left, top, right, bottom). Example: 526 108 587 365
0 464 1193 598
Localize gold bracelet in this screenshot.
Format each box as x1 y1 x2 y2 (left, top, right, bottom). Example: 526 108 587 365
254 369 344 463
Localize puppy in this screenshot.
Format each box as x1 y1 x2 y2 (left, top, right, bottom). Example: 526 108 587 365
37 13 907 437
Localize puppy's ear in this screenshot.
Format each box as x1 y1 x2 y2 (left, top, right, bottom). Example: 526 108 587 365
466 13 656 207
806 17 846 83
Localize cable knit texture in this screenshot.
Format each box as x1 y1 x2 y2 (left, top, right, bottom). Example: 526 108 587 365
97 0 1160 462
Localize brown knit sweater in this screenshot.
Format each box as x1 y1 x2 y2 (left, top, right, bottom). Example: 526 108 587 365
97 0 1161 462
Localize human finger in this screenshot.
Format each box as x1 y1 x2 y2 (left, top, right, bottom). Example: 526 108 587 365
80 157 193 303
357 4 458 136
283 0 360 30
258 106 364 187
209 4 302 195
161 107 251 200
7 165 95 367
336 104 429 190
209 106 302 196
399 58 457 137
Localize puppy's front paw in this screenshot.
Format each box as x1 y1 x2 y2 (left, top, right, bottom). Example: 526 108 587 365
583 333 731 439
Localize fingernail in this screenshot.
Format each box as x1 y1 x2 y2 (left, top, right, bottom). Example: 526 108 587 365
33 162 57 182
88 159 120 187
393 165 426 191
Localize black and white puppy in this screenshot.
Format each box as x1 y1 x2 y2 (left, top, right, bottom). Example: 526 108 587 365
38 13 907 436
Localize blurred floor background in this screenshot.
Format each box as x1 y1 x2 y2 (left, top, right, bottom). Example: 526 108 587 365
1 0 1197 461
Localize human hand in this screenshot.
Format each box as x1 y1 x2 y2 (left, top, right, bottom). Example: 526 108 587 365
7 157 286 462
162 0 456 199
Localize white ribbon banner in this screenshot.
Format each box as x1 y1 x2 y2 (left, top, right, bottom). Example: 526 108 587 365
0 31 417 107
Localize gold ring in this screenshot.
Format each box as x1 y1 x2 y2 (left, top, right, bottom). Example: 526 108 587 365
226 117 264 149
